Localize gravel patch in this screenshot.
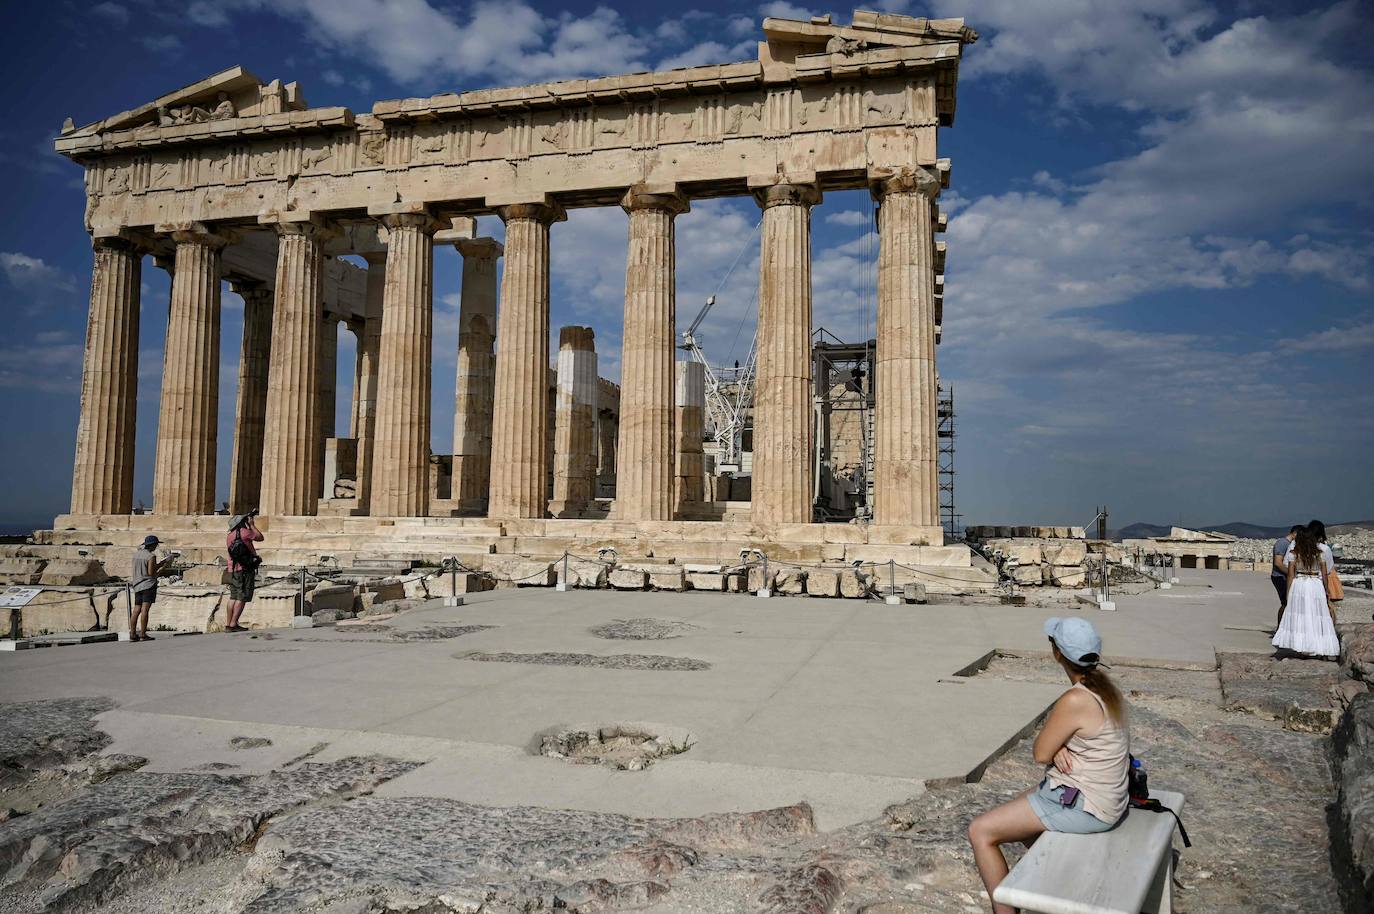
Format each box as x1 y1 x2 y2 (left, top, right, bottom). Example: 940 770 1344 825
455 650 711 671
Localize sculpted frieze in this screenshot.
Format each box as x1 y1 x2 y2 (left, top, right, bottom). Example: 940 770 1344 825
149 157 177 191
412 123 449 164
358 127 385 168
251 145 278 178
298 136 335 174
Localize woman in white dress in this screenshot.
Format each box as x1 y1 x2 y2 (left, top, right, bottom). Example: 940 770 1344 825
1272 524 1339 659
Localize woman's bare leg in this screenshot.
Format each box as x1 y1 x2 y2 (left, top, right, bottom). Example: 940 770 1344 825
967 795 1046 914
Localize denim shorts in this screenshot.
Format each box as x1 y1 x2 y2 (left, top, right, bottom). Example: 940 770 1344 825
1027 778 1119 834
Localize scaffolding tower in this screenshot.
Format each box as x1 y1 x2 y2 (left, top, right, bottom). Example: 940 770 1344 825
937 384 959 537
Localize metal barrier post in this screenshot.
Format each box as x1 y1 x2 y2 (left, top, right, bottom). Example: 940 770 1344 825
124 582 133 640
557 551 571 592
885 559 901 604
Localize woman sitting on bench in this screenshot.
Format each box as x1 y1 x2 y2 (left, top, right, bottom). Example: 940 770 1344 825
968 617 1130 914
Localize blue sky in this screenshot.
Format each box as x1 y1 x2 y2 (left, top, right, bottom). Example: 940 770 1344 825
1 0 1371 533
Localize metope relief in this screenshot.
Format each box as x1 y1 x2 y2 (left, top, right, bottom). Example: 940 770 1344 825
412 123 449 165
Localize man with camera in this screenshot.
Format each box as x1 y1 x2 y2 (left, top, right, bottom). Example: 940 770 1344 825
225 510 264 632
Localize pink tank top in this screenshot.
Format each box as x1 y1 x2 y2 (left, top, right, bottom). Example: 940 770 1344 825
1045 683 1130 822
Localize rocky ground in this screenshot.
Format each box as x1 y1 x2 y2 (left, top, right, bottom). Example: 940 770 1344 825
2 629 1370 914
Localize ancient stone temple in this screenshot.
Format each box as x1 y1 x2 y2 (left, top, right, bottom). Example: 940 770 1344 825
49 11 982 584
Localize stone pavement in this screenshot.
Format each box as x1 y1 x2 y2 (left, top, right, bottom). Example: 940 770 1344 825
0 570 1279 832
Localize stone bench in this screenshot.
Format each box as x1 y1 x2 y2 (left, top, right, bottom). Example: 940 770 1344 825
993 790 1185 914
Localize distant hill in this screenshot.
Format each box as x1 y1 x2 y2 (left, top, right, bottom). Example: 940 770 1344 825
1331 520 1374 534
1108 520 1373 541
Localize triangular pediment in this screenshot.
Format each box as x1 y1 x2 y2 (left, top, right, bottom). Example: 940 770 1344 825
63 66 309 138
762 9 977 62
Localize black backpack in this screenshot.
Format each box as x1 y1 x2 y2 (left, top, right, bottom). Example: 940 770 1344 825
228 529 262 572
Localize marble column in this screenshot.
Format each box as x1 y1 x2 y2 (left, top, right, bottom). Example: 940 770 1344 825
871 167 940 528
675 360 706 512
354 253 385 511
228 283 273 513
550 326 598 517
615 185 688 521
488 201 563 518
153 224 227 515
317 314 338 496
370 210 439 518
451 237 502 511
347 320 363 437
71 235 142 515
597 406 618 497
259 217 331 516
751 181 820 527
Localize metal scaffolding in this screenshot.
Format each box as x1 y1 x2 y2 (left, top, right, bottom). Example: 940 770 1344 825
938 384 959 537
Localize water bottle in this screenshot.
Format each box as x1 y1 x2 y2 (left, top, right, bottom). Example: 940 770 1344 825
1129 756 1149 803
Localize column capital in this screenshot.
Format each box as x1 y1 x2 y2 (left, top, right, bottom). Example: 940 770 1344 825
377 212 445 234
227 276 269 299
495 200 567 225
868 165 942 201
90 229 146 255
559 325 595 350
621 184 690 216
749 178 822 210
157 221 233 249
455 236 504 260
260 211 340 241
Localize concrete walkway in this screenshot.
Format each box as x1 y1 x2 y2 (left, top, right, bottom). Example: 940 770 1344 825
0 569 1278 829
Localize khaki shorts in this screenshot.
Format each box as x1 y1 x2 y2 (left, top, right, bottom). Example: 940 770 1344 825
229 570 257 602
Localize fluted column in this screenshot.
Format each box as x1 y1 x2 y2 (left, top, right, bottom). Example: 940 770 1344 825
317 314 338 496
370 210 440 517
228 283 274 512
675 360 706 512
872 167 940 528
751 180 820 527
355 253 385 512
550 326 598 517
615 185 688 521
259 216 331 516
488 201 564 518
71 236 142 515
598 406 618 497
452 237 502 511
153 224 227 515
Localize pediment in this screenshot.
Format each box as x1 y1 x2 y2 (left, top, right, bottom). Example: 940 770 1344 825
762 10 977 63
62 66 309 138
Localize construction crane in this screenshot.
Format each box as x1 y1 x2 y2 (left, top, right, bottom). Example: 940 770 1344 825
679 294 756 471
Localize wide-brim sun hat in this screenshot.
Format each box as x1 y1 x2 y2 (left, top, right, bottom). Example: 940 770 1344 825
228 513 249 531
1044 616 1103 667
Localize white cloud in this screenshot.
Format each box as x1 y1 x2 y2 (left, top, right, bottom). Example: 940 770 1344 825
1280 318 1374 354
0 337 83 392
0 253 76 293
141 34 183 53
824 210 870 227
757 2 813 20
91 2 129 25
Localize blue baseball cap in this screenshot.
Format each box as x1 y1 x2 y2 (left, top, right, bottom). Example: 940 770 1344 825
1044 616 1103 667
142 535 160 548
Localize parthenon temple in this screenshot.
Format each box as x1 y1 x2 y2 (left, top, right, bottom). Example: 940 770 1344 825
48 10 984 584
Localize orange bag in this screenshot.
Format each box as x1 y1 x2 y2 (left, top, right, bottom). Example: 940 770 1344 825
1327 564 1344 602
